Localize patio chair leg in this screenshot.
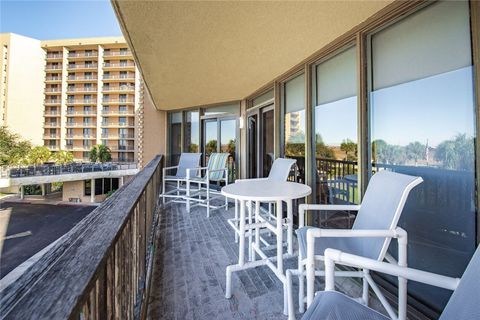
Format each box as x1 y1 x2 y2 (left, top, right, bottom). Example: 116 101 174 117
248 200 253 262
298 255 305 313
206 182 210 218
225 265 233 299
162 177 165 205
362 269 370 305
286 270 296 320
283 281 288 316
186 180 191 213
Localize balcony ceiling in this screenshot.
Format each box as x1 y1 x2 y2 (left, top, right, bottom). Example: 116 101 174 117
112 1 392 111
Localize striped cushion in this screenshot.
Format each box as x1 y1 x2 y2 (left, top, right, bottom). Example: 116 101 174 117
207 153 229 181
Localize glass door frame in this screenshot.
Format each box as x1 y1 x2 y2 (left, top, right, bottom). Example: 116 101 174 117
246 103 274 178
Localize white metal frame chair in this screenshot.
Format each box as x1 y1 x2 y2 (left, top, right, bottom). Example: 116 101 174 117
286 170 423 319
229 158 296 248
301 245 479 320
185 152 230 217
161 153 201 205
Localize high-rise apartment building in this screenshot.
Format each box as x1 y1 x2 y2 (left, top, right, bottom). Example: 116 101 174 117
0 33 147 163
0 33 45 145
42 37 142 162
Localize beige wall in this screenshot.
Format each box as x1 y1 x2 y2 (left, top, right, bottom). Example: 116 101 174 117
140 88 166 167
62 180 106 203
0 33 45 145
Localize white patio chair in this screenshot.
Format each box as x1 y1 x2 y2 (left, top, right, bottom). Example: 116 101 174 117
300 244 480 320
286 170 423 319
185 152 229 217
229 158 296 250
161 153 201 204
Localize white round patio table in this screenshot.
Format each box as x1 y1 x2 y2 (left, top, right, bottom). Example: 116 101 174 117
222 180 311 311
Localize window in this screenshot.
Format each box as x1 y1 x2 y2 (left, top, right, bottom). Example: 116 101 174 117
184 111 199 152
368 1 475 310
103 71 110 79
67 106 74 114
119 117 126 125
119 94 127 102
103 94 110 102
283 73 305 183
120 59 127 67
83 140 91 147
83 117 91 125
169 112 182 165
314 46 359 213
83 128 91 137
102 128 108 137
120 71 127 79
84 94 92 102
119 105 127 112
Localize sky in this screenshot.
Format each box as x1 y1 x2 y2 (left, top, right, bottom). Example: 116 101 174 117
0 0 122 40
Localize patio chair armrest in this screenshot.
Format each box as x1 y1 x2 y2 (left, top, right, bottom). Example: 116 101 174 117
185 166 203 178
324 248 460 291
163 165 179 172
299 203 361 227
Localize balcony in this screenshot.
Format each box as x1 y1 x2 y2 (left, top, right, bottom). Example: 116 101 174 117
65 145 92 151
102 85 135 93
104 50 132 57
65 122 96 128
44 122 60 128
66 99 96 105
45 77 61 83
101 109 135 116
102 74 135 81
103 62 135 70
67 76 98 82
101 133 135 139
44 99 61 105
66 87 98 94
46 145 59 151
45 65 62 71
43 134 60 139
67 64 98 71
46 53 62 60
44 88 61 93
66 134 96 139
66 110 96 116
110 145 135 152
68 52 98 59
101 122 135 128
101 98 134 105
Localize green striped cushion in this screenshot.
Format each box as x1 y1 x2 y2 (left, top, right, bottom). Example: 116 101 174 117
207 153 229 181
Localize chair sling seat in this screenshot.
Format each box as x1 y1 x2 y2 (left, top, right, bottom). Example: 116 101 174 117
301 291 389 320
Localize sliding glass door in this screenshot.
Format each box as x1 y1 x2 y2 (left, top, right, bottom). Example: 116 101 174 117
247 105 274 179
369 0 476 312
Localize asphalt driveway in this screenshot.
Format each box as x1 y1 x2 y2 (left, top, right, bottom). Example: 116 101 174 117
0 202 95 278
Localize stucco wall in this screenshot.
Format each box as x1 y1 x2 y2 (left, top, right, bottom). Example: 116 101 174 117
62 180 106 203
141 88 166 167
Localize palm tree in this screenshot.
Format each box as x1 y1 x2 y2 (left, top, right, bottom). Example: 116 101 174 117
97 144 112 163
53 150 74 164
89 146 98 162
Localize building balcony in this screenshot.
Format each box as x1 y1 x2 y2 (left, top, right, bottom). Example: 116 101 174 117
44 99 61 105
68 52 98 59
67 76 98 82
65 145 92 151
66 87 98 94
44 134 60 139
67 64 98 71
44 111 60 116
45 88 61 93
66 134 96 139
103 50 132 57
101 110 135 116
45 65 62 71
65 122 96 128
46 145 60 151
102 74 135 82
44 122 60 128
45 77 62 83
103 62 135 70
101 98 134 105
110 146 135 152
101 122 135 128
66 110 96 116
102 86 135 93
46 53 62 60
101 133 135 139
66 99 96 105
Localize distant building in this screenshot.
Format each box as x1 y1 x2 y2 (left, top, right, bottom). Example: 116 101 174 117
0 33 155 165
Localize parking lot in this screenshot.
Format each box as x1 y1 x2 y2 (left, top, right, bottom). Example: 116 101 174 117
0 202 95 277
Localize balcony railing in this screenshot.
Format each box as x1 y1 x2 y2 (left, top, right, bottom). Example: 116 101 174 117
67 99 96 105
68 64 98 70
46 53 62 59
45 88 61 93
45 77 61 82
101 110 134 115
65 122 96 127
102 122 135 127
44 123 60 128
45 65 62 70
111 146 135 151
66 110 96 115
68 76 98 81
44 111 59 116
66 87 98 93
103 62 135 68
0 156 162 319
44 134 60 139
102 86 135 92
102 98 134 104
68 52 98 58
104 50 132 57
66 134 95 139
101 133 135 139
44 99 60 104
103 74 135 80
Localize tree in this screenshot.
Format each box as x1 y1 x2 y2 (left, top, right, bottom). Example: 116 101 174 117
205 140 217 156
435 134 474 170
340 139 357 161
97 144 112 163
89 146 98 162
53 150 74 164
0 126 32 165
405 141 425 165
26 146 52 165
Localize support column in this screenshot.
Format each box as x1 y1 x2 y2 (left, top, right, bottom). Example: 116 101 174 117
41 184 46 196
119 176 124 187
90 178 95 203
20 185 24 200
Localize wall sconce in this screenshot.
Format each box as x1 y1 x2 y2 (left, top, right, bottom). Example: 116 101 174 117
239 116 244 129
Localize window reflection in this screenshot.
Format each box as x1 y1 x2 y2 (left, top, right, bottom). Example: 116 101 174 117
184 111 199 152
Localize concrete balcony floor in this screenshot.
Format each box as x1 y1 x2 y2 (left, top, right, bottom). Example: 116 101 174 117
147 201 386 320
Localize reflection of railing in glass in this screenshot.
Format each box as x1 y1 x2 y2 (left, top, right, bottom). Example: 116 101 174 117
316 157 358 205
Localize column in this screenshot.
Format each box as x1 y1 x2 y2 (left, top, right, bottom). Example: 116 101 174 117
90 178 95 203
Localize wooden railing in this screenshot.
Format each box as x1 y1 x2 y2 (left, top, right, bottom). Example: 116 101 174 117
0 155 164 320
